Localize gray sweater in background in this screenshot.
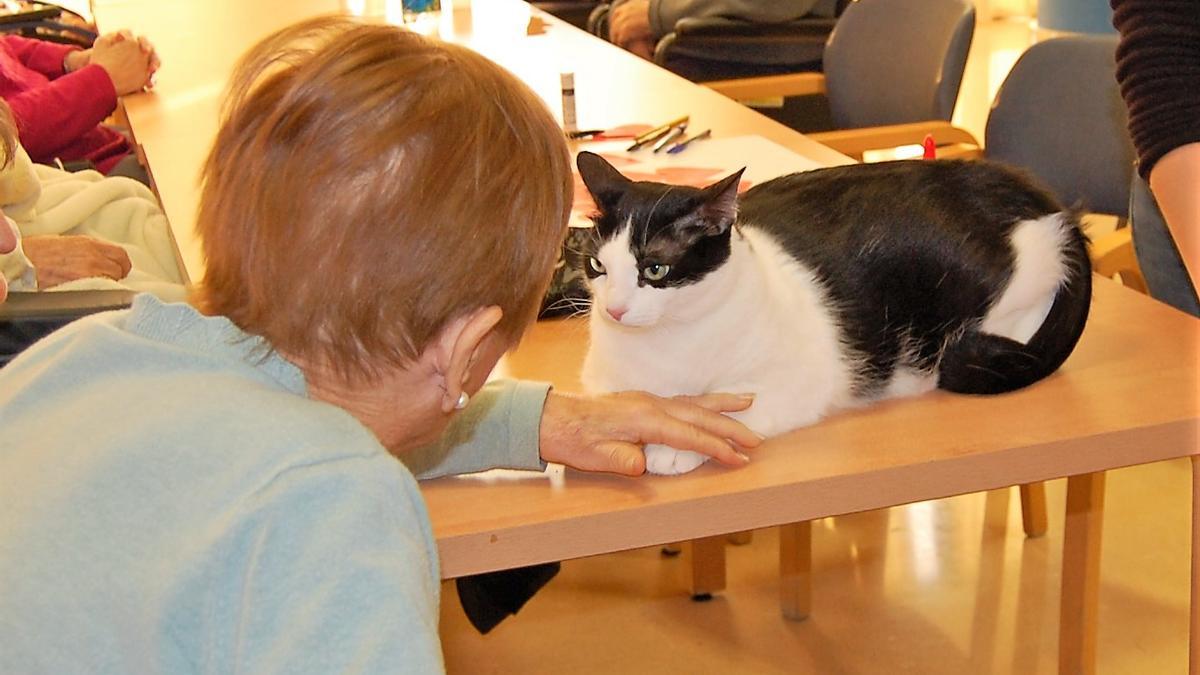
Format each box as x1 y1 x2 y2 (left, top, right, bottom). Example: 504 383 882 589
646 0 835 38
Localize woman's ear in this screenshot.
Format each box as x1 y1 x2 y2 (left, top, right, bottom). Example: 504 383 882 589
433 305 504 413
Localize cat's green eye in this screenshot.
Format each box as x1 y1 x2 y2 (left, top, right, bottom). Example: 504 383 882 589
643 264 671 281
588 257 606 274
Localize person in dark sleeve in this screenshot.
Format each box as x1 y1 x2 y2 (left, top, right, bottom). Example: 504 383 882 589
1111 0 1200 315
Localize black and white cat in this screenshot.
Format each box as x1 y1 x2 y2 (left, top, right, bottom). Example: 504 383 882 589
576 152 1092 475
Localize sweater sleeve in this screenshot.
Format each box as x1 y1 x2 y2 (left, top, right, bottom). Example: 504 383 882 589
401 379 552 479
1111 0 1200 178
3 63 117 162
0 35 78 79
648 0 822 38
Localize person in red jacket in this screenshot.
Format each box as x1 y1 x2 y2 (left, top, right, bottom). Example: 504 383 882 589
0 30 158 181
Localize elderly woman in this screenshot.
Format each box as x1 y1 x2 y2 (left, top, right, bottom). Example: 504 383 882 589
0 17 758 672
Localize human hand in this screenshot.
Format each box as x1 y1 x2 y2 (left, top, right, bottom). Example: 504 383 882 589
93 30 135 50
609 0 655 59
63 48 92 74
0 216 17 302
22 235 132 289
89 31 153 95
137 35 161 87
538 390 762 476
625 38 655 60
95 31 159 71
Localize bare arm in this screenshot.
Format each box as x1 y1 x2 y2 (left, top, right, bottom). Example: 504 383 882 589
1148 143 1200 293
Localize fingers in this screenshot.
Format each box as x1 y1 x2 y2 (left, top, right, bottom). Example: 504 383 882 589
96 30 133 47
137 36 160 80
588 441 647 476
636 410 750 467
92 257 126 282
665 394 762 450
94 240 133 278
674 392 755 413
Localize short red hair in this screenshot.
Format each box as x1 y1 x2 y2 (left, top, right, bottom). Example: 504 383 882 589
195 17 572 382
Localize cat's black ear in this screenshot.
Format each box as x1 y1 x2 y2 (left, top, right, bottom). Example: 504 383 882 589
697 168 744 234
576 151 631 213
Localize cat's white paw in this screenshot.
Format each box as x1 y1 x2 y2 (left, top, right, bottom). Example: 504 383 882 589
644 444 709 475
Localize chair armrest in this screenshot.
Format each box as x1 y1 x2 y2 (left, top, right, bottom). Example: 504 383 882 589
704 72 827 100
0 290 136 367
586 3 610 38
807 121 980 161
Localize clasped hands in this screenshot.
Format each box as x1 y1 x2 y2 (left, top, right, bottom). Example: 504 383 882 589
64 30 161 95
539 390 761 476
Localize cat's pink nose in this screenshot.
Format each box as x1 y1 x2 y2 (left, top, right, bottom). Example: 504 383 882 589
607 306 627 322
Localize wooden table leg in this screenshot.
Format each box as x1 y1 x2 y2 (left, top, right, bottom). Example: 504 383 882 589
1191 456 1199 675
1059 471 1106 675
1020 482 1049 538
780 521 813 621
686 536 726 600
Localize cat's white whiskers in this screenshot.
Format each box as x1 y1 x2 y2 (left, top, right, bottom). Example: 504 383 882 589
542 297 592 316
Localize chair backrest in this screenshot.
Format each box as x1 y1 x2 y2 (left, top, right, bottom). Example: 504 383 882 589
985 35 1134 217
823 0 975 129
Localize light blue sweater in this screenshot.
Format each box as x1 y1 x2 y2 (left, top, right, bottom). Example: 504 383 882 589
0 295 550 673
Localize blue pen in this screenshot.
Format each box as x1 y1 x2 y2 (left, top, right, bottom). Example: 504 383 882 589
652 124 689 153
666 129 712 154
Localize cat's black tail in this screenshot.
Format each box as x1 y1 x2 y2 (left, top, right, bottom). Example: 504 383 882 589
937 217 1092 395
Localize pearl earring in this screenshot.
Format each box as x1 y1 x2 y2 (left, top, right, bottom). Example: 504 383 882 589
455 391 469 410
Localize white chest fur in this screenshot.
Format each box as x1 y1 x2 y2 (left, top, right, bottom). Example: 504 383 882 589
583 227 858 473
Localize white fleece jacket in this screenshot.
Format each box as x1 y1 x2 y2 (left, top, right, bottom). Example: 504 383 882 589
0 145 186 301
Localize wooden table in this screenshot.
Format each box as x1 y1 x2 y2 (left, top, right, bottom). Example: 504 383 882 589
91 1 1200 672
